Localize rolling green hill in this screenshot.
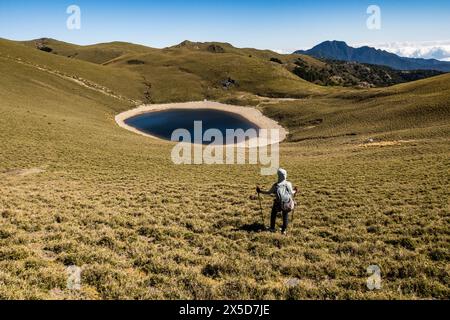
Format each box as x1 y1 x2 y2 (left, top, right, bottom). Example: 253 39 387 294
262 73 450 142
22 38 153 65
0 38 449 300
22 38 445 92
20 38 327 102
1 38 145 105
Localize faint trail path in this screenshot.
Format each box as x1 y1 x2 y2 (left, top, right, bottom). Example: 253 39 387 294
358 140 417 148
236 93 301 108
3 167 46 177
0 54 140 105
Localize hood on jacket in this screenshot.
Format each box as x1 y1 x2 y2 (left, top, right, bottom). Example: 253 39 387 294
277 168 287 183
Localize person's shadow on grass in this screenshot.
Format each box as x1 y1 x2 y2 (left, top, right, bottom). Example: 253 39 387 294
236 222 266 233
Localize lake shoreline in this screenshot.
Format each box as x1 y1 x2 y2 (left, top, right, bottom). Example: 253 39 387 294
115 101 288 145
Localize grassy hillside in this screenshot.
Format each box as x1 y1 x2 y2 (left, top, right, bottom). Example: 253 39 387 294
22 38 153 65
20 38 328 102
22 38 445 95
260 73 450 142
1 38 145 105
0 39 449 299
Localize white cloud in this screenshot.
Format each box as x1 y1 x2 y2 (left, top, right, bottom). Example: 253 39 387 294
270 48 299 55
359 40 450 61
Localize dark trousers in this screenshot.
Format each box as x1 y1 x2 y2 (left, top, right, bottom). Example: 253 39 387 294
270 201 289 231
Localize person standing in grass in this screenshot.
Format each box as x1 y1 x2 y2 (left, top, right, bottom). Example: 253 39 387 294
257 168 297 235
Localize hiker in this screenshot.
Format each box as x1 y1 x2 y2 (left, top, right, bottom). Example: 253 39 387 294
257 168 297 235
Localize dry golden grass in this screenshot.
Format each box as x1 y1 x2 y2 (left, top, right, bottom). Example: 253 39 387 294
0 39 449 299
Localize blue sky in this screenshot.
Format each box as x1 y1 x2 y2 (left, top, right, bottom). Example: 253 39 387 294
0 0 449 53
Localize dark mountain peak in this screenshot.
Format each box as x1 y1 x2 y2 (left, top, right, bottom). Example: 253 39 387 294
295 40 450 72
319 40 349 47
297 40 354 61
307 41 350 53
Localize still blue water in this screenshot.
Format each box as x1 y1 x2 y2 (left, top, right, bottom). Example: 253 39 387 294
124 109 259 143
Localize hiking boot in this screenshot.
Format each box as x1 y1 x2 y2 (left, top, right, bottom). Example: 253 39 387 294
268 228 276 233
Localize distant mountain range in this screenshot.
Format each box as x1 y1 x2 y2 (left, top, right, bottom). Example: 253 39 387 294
295 41 450 72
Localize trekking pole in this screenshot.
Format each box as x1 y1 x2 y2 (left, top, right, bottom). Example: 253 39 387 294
291 189 298 227
291 207 295 225
257 191 264 227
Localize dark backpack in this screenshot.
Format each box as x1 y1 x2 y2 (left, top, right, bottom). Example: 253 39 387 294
276 183 295 212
